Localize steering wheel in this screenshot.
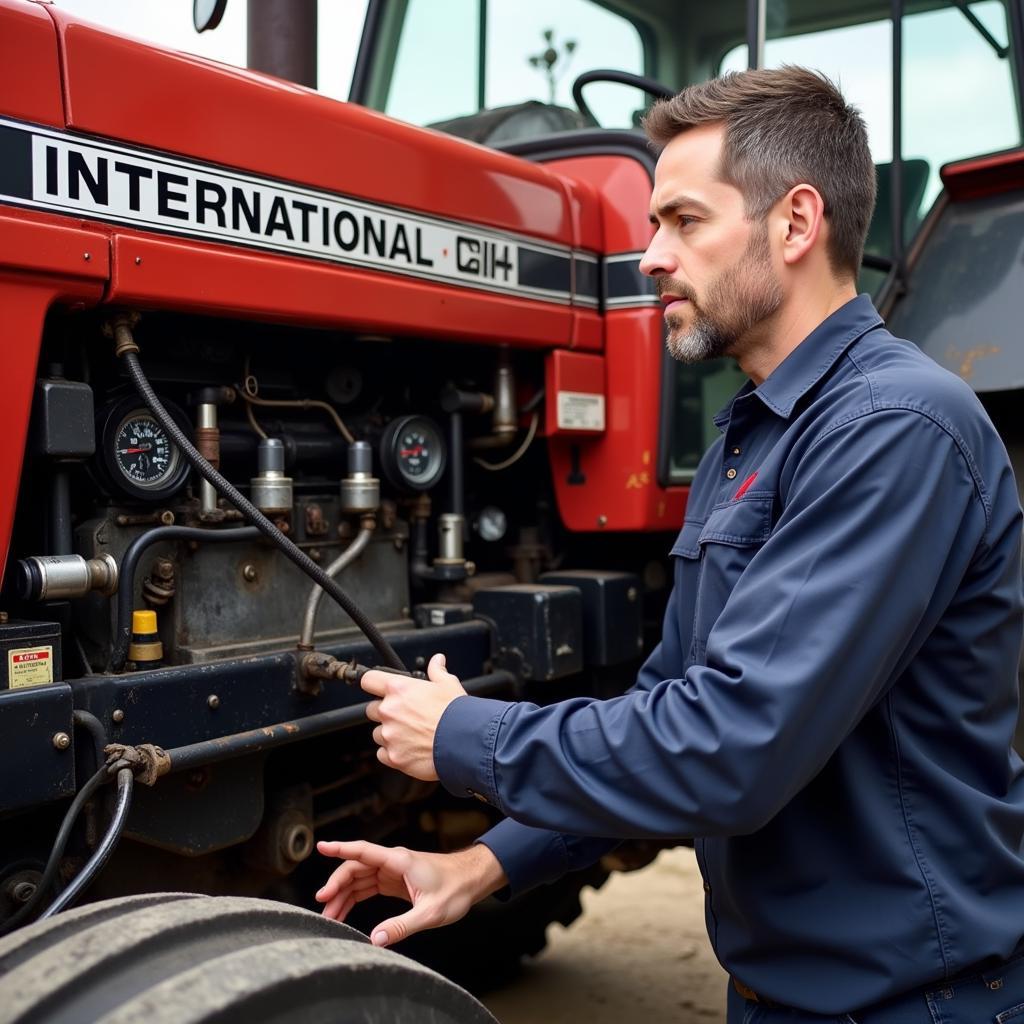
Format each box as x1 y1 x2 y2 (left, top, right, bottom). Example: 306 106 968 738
570 69 676 127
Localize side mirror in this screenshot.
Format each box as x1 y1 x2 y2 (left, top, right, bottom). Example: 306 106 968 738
193 0 228 33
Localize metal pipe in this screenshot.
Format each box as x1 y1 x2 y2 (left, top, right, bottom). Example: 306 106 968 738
197 402 220 520
891 0 904 278
747 0 766 69
247 0 317 88
449 410 464 519
298 527 374 649
163 670 517 776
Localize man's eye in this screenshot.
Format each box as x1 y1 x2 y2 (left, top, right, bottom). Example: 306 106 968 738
678 215 698 229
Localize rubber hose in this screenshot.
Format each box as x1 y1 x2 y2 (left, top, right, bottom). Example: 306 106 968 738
39 768 134 919
0 764 109 935
110 525 261 672
118 343 405 672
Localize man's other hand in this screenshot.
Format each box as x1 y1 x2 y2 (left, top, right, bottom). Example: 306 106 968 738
362 653 467 780
315 839 508 947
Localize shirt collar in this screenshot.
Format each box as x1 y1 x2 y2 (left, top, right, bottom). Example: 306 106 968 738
713 294 884 428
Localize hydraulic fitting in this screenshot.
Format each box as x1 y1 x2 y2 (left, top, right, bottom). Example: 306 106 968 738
195 393 223 521
493 350 517 438
340 441 380 514
250 438 293 515
16 553 118 601
435 513 466 566
127 609 163 667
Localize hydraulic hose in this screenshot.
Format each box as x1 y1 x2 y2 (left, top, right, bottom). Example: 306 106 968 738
0 763 109 935
110 525 261 672
111 318 405 672
298 526 374 649
39 768 134 920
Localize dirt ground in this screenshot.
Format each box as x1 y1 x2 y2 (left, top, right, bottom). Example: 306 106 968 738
481 848 728 1023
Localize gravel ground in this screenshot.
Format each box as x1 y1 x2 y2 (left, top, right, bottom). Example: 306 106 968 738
482 847 728 1023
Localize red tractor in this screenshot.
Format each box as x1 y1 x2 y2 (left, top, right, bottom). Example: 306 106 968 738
0 0 1021 1019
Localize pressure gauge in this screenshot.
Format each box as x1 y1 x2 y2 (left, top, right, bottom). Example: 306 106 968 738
98 395 192 502
379 415 447 492
475 506 508 542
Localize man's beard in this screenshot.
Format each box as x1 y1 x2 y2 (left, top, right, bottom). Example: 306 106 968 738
659 221 783 364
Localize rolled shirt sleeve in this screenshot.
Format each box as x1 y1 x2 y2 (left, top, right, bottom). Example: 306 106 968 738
436 407 986 846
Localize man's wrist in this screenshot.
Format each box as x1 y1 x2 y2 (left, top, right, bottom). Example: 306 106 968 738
454 842 508 902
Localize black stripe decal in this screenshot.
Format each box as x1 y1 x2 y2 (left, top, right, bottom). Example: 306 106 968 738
0 124 32 201
604 253 657 307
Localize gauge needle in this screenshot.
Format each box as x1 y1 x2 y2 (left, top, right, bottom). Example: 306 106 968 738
401 447 424 457
120 446 152 454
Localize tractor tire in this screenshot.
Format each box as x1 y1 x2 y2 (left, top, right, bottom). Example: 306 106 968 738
0 892 495 1024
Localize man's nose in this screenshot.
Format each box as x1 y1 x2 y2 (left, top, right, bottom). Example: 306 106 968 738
639 234 676 278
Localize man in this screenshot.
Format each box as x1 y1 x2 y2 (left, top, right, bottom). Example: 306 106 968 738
317 67 1024 1022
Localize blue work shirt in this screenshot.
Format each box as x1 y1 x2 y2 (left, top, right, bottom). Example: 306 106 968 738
434 294 1024 1015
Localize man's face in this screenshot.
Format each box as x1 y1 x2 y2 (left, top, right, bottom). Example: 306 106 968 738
640 124 783 363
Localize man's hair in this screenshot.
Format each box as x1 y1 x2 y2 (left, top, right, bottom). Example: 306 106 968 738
642 66 876 279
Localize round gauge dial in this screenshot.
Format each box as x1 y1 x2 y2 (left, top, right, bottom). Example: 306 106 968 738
114 413 179 489
97 395 192 502
380 415 447 492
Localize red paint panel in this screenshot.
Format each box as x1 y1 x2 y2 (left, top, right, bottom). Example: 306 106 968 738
51 11 575 248
0 1 65 127
0 206 110 283
107 231 571 348
0 274 106 581
549 309 687 532
571 309 602 352
546 155 655 254
941 148 1024 202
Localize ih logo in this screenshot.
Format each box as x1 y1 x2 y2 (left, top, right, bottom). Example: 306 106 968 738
734 471 758 500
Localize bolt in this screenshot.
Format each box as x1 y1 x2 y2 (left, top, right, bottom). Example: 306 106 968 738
112 709 125 723
393 537 404 551
52 732 71 751
207 694 220 710
242 564 258 582
159 510 175 526
597 514 608 528
414 655 426 669
400 606 410 618
0 611 7 624
10 881 35 904
83 252 91 261
627 586 638 602
134 256 142 266
154 558 175 580
309 548 322 562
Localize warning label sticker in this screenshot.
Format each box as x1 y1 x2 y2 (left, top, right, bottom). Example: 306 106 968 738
557 391 606 432
7 646 54 689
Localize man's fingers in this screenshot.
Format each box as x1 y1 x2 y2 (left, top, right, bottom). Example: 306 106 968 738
377 745 394 768
372 724 384 747
370 902 442 947
316 839 406 870
361 670 400 698
426 652 458 684
364 700 382 723
315 860 375 902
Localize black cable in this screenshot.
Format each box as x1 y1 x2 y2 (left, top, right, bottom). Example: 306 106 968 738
110 525 261 672
39 768 134 919
0 764 108 935
117 340 405 672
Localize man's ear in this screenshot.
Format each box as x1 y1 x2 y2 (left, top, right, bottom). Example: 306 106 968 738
777 183 826 267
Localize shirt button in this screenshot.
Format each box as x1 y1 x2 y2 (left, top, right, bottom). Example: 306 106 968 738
732 447 741 455
726 468 738 480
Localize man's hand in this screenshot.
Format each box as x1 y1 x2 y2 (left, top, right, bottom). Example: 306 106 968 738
362 653 466 780
315 839 508 947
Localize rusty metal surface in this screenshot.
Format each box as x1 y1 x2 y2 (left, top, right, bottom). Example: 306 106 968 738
888 191 1024 392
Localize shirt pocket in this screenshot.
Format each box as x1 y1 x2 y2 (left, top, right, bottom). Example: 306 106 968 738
691 495 774 661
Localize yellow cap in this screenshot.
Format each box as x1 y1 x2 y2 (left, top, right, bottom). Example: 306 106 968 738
131 609 158 634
